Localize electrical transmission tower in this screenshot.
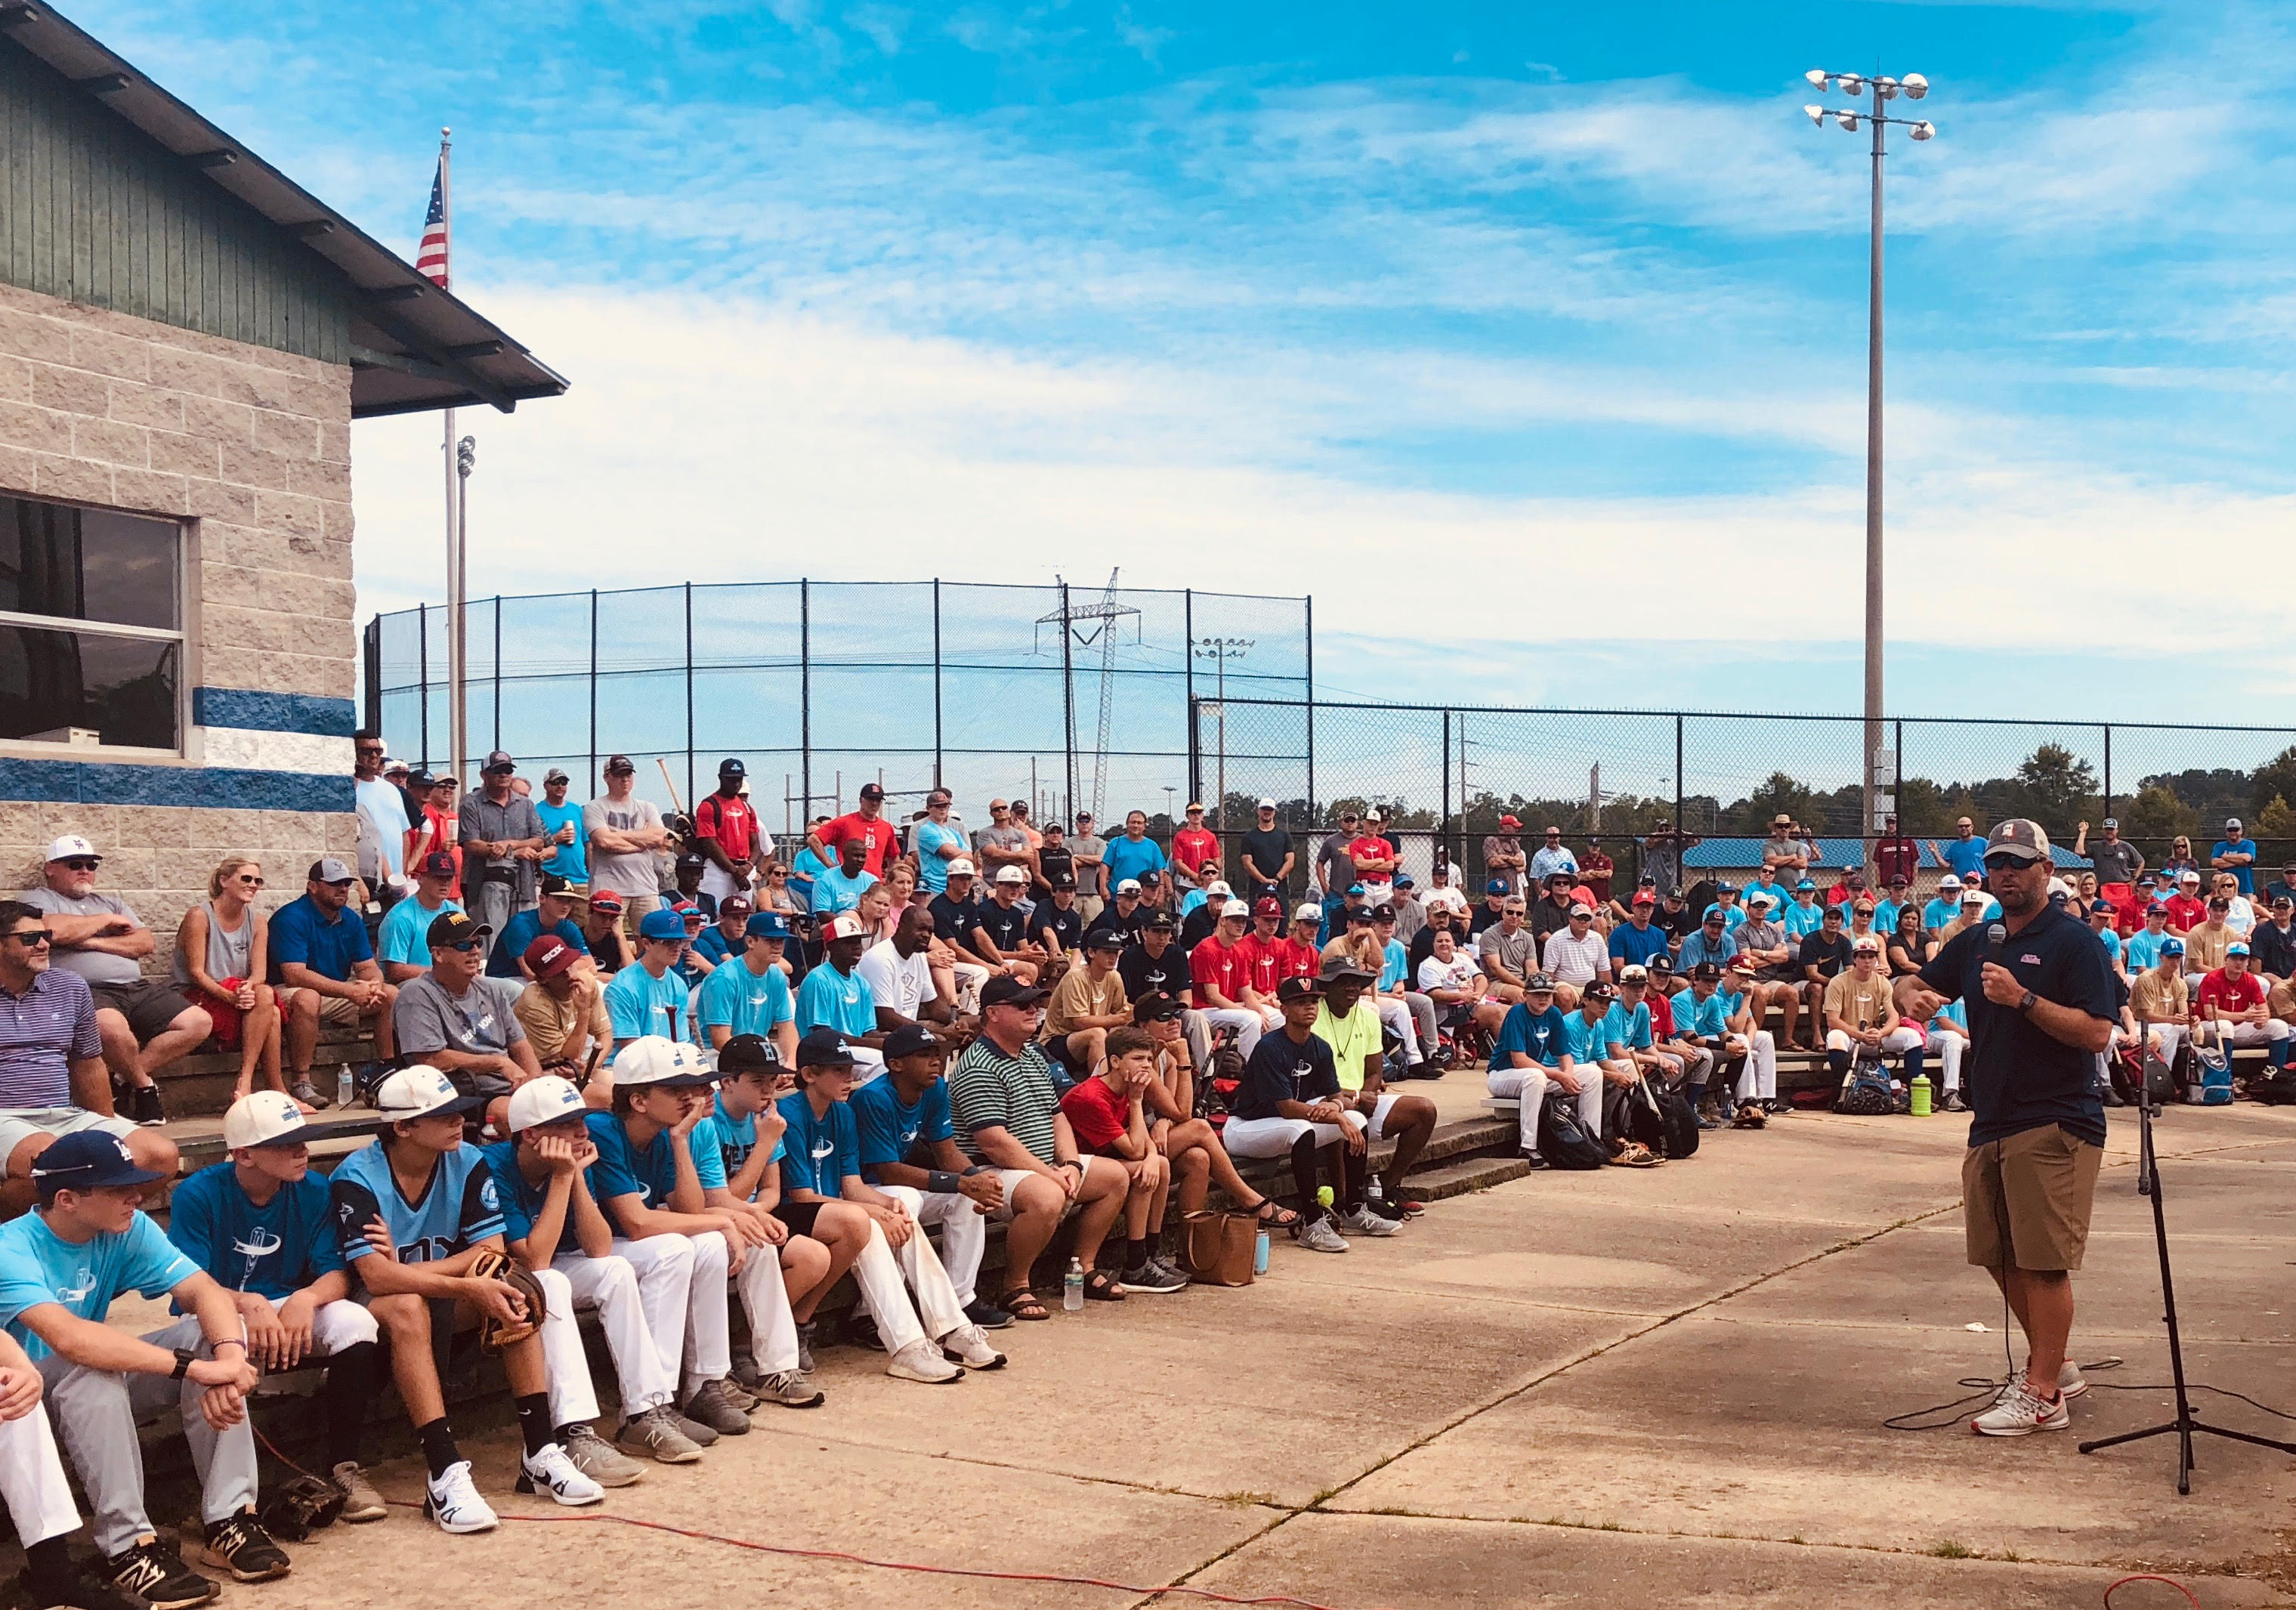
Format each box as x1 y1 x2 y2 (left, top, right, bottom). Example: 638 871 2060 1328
1035 570 1140 825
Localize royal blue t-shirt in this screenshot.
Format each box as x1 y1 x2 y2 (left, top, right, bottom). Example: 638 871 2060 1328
1102 836 1167 888
487 909 586 978
1607 922 1672 969
1939 838 1988 879
851 1076 954 1182
268 894 374 984
167 1163 343 1304
1490 1002 1570 1072
1917 904 2116 1148
2211 839 2260 894
583 1111 683 1225
775 1092 860 1198
477 1139 576 1248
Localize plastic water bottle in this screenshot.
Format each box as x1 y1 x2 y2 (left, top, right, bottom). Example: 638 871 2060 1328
1909 1075 1933 1117
336 1065 354 1110
1253 1228 1270 1275
1367 1176 1385 1210
1062 1257 1085 1312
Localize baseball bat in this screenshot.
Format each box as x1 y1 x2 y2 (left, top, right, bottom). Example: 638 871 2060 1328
657 757 688 819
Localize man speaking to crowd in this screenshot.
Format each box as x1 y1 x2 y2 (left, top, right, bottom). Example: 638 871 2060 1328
1895 819 2117 1438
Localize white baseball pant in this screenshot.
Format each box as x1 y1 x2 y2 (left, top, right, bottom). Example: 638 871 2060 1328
906 1187 988 1309
851 1189 969 1351
0 1404 79 1549
1924 1031 1964 1093
1732 1031 1778 1102
543 1252 678 1423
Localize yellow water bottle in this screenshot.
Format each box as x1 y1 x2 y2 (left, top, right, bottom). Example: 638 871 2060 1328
1909 1074 1933 1117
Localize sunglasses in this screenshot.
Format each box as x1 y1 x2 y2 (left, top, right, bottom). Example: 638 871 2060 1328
6 929 52 946
1982 854 2036 870
235 874 266 887
57 858 98 872
442 939 484 953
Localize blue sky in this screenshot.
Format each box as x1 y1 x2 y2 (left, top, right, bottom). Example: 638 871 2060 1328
62 0 2296 723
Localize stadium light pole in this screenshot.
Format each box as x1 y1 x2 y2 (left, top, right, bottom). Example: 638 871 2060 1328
1194 637 1252 830
1802 68 1933 864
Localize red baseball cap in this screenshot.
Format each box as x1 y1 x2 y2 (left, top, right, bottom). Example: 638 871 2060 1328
586 890 623 915
1632 890 1655 905
524 935 579 979
1253 896 1284 918
1498 814 1521 830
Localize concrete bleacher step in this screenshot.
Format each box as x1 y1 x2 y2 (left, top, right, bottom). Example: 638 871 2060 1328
1392 1152 1532 1199
153 1027 376 1120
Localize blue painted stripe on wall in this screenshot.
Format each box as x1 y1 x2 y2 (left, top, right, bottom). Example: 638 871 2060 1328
0 759 350 814
191 688 359 737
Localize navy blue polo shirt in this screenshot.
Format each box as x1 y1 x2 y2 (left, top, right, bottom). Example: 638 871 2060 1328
1917 903 2115 1149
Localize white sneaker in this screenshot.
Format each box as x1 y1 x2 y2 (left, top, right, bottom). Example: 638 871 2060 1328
939 1322 1006 1371
886 1338 964 1383
1995 1360 2088 1405
424 1460 498 1534
1970 1383 2071 1437
1339 1206 1398 1238
1296 1216 1349 1253
515 1442 606 1506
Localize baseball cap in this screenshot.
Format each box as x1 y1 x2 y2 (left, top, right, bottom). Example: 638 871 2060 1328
222 1089 307 1151
382 758 409 777
859 781 884 799
1702 905 1726 923
539 872 579 900
483 749 515 774
1293 902 1323 923
1746 892 1775 910
1725 954 1757 974
29 1129 164 1191
1688 961 1721 981
1185 801 1205 814
1618 964 1649 982
1499 814 1521 829
1646 952 1673 971
1487 879 1509 895
506 1075 587 1133
1256 797 1277 810
1114 876 1140 895
43 834 99 864
1253 895 1284 918
981 975 1048 1009
881 1023 941 1061
1220 903 1250 923
1851 935 1882 953
1373 902 1398 922
1632 890 1655 905
720 892 755 915
418 850 458 879
2101 817 2118 830
541 766 570 786
524 935 580 978
822 912 872 942
2146 900 2169 914
1276 975 1323 1003
1205 879 1234 899
1524 972 1556 993
2137 871 2159 885
1887 873 1910 887
1583 981 1618 1003
1346 882 1367 898
1394 874 1415 890
2229 941 2252 956
2087 903 2114 920
612 1036 713 1089
1716 879 1738 893
375 1065 480 1121
1794 879 1816 892
405 768 436 789
744 911 792 941
717 1034 783 1076
675 849 708 870
638 908 688 941
797 1027 859 1069
428 910 490 948
948 859 978 879
2162 938 2186 956
604 754 635 774
993 865 1028 885
1049 871 1077 892
1983 818 2051 864
1568 902 1594 918
308 857 355 884
1084 929 1125 953
1133 989 1185 1021
1938 873 1962 890
587 889 624 916
2180 869 2202 883
1143 912 1178 932
2226 817 2243 831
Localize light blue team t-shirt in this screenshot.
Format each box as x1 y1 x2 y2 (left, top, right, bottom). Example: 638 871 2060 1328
536 800 587 882
808 865 878 918
688 1094 785 1198
583 1111 682 1219
604 964 692 1043
329 1140 504 1269
1489 1001 1569 1073
0 1210 196 1361
851 1076 954 1182
913 820 968 895
1921 897 1961 931
2125 929 2171 975
1380 938 1410 993
1601 1000 1653 1052
796 962 876 1038
1670 987 1729 1040
378 895 462 970
1560 1009 1620 1064
1782 898 1827 939
775 1092 861 1197
697 959 795 1038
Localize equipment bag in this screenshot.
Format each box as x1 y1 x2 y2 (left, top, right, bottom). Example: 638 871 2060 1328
2189 1042 2234 1106
1649 1078 1700 1160
1179 1211 1256 1286
1834 1049 1895 1116
2250 1068 2296 1106
1538 1091 1608 1170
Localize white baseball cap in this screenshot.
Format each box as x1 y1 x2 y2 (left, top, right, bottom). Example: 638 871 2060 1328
1116 878 1142 895
43 835 98 864
1293 902 1323 922
1938 873 1962 890
993 865 1028 885
947 858 977 878
1205 880 1233 898
823 911 872 941
612 1036 712 1089
1256 797 1276 810
374 1065 476 1121
506 1074 587 1133
222 1089 306 1150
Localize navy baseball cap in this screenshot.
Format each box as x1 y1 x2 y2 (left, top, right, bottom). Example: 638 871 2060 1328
743 911 792 941
30 1130 163 1192
2162 938 2186 956
882 1023 941 1061
716 1034 783 1076
797 1027 859 1068
718 757 746 777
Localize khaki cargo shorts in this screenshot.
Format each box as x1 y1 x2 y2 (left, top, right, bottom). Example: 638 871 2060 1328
1963 1123 2103 1273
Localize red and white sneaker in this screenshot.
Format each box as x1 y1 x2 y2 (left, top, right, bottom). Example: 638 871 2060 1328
1971 1383 2070 1437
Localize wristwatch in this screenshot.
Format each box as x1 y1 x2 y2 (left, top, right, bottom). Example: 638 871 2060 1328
171 1346 196 1380
2017 990 2038 1015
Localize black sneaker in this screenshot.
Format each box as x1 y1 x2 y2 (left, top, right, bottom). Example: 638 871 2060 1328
128 1084 165 1126
1519 1148 1551 1170
962 1296 1014 1330
15 1563 148 1610
1367 1195 1408 1222
199 1510 289 1583
103 1539 217 1610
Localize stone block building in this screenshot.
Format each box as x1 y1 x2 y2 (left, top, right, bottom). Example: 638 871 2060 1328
0 5 561 956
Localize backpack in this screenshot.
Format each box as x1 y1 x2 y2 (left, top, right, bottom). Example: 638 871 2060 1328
2251 1068 2296 1106
2187 1042 2234 1105
1538 1091 1608 1170
1627 1074 1698 1159
1834 1049 1895 1116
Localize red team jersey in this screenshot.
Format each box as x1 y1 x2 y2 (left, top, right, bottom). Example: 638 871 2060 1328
2196 969 2264 1018
1173 827 1221 880
1189 935 1249 1009
693 792 759 865
1231 931 1286 997
817 810 898 876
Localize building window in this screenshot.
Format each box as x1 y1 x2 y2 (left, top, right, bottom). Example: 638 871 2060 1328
0 494 182 752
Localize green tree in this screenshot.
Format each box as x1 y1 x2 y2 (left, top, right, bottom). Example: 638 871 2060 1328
2122 783 2198 845
2009 743 2099 835
2254 747 2296 822
2255 794 2296 841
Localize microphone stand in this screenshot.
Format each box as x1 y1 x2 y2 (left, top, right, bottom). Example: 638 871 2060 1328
2078 1001 2296 1491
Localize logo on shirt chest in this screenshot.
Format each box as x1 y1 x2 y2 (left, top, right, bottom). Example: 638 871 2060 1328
57 1265 96 1303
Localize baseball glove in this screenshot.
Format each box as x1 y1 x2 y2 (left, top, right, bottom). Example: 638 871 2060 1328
467 1247 545 1349
260 1474 346 1541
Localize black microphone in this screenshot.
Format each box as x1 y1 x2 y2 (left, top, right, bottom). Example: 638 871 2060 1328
1985 920 2007 960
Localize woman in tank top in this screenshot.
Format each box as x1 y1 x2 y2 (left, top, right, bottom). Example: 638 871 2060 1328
173 857 304 1110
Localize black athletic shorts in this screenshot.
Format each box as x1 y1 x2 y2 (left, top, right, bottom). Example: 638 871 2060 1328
772 1201 825 1238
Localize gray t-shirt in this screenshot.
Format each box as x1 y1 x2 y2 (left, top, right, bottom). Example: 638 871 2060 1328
975 825 1031 864
1478 923 1537 981
393 972 527 1060
2091 839 2143 885
18 887 144 984
582 796 665 899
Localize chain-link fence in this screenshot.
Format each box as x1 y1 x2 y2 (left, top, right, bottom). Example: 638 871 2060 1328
363 580 1312 836
1186 697 2296 898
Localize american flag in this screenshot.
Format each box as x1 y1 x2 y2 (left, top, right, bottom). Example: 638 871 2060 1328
416 156 448 288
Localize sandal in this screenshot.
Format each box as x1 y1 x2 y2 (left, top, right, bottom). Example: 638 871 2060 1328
1001 1287 1049 1321
1083 1269 1126 1302
1250 1197 1301 1231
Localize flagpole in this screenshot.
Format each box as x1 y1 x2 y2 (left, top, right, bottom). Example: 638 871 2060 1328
438 128 465 786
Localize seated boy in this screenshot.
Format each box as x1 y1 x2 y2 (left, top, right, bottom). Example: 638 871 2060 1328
1217 977 1361 1253
850 1024 1009 1329
330 1066 604 1533
1057 1026 1191 1294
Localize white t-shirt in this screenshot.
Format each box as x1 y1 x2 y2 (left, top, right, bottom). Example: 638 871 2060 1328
1541 928 1609 987
354 776 409 881
1417 952 1483 994
583 795 665 899
855 938 937 1021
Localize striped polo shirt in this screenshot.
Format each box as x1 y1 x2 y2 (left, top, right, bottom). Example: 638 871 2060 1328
947 1034 1062 1167
0 968 102 1109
